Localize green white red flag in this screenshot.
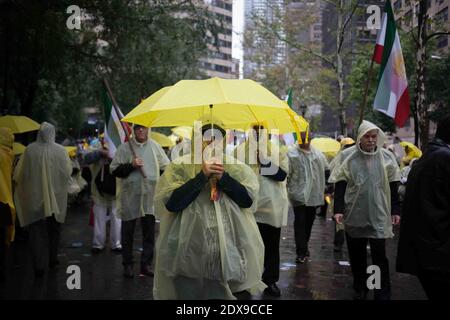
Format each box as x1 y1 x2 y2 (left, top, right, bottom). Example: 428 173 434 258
373 0 410 127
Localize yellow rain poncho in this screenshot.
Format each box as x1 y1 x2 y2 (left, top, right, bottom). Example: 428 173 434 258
287 145 328 207
328 121 401 239
234 137 289 228
13 122 71 227
110 135 170 221
0 128 16 243
153 152 266 300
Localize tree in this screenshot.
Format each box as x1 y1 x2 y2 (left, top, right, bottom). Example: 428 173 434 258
244 0 364 135
411 0 450 148
0 0 219 137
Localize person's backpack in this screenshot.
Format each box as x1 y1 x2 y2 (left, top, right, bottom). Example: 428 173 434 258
95 163 116 196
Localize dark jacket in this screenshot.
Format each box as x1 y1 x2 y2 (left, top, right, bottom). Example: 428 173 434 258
396 138 450 275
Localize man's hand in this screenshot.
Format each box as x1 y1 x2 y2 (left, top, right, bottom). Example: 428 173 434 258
132 157 144 168
392 215 401 226
202 162 224 180
334 213 344 225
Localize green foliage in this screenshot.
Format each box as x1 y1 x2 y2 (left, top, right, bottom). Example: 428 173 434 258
0 0 217 137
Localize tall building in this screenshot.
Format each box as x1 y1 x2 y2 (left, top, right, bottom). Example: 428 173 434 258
243 0 287 78
393 0 449 52
200 0 237 79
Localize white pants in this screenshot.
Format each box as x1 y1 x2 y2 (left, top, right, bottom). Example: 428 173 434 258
92 203 121 250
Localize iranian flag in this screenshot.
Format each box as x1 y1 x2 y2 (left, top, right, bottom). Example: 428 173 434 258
102 89 129 158
373 0 410 127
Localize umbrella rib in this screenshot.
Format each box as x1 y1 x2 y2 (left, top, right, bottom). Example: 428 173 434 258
215 78 228 103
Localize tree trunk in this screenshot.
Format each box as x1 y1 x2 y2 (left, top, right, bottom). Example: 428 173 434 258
337 0 347 136
415 0 429 149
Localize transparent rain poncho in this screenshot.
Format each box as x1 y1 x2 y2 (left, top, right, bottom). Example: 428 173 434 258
0 127 16 243
110 136 170 221
13 122 71 227
328 121 401 239
287 145 329 207
153 152 266 300
234 137 289 228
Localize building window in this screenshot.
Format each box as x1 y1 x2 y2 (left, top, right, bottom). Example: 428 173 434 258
213 0 232 11
437 35 449 49
436 7 448 24
214 64 231 73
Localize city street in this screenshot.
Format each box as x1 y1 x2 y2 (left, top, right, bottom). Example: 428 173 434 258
0 200 426 300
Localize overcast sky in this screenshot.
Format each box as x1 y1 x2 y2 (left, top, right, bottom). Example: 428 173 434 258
232 0 244 78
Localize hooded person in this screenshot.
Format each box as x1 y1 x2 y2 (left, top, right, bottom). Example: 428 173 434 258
82 140 121 254
0 127 15 282
110 124 170 278
13 122 72 277
233 124 289 297
153 118 265 300
287 131 329 264
329 120 401 300
396 114 450 300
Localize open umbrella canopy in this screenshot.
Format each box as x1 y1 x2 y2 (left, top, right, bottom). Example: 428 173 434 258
13 142 26 155
122 78 308 134
150 132 175 148
171 126 193 140
64 146 78 158
0 115 40 133
399 141 422 158
310 137 341 159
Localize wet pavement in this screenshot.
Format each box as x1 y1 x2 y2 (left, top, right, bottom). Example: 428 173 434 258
0 201 426 300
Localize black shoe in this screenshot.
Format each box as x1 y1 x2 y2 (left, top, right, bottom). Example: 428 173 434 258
353 290 368 300
123 265 134 278
111 247 122 253
140 265 154 277
91 247 103 254
264 283 281 297
295 255 307 264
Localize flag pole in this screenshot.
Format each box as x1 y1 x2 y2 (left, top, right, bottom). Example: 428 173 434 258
102 78 146 178
358 59 375 127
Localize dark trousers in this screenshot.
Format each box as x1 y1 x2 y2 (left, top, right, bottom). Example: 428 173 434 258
121 214 155 268
418 269 450 300
257 223 281 285
345 233 391 299
28 216 61 271
334 226 345 248
293 205 316 257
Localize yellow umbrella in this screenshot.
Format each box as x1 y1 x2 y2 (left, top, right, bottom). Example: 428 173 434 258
150 132 175 148
400 141 422 158
64 146 77 158
168 134 179 144
171 126 193 140
12 142 26 155
122 78 308 134
310 137 341 159
0 115 40 133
